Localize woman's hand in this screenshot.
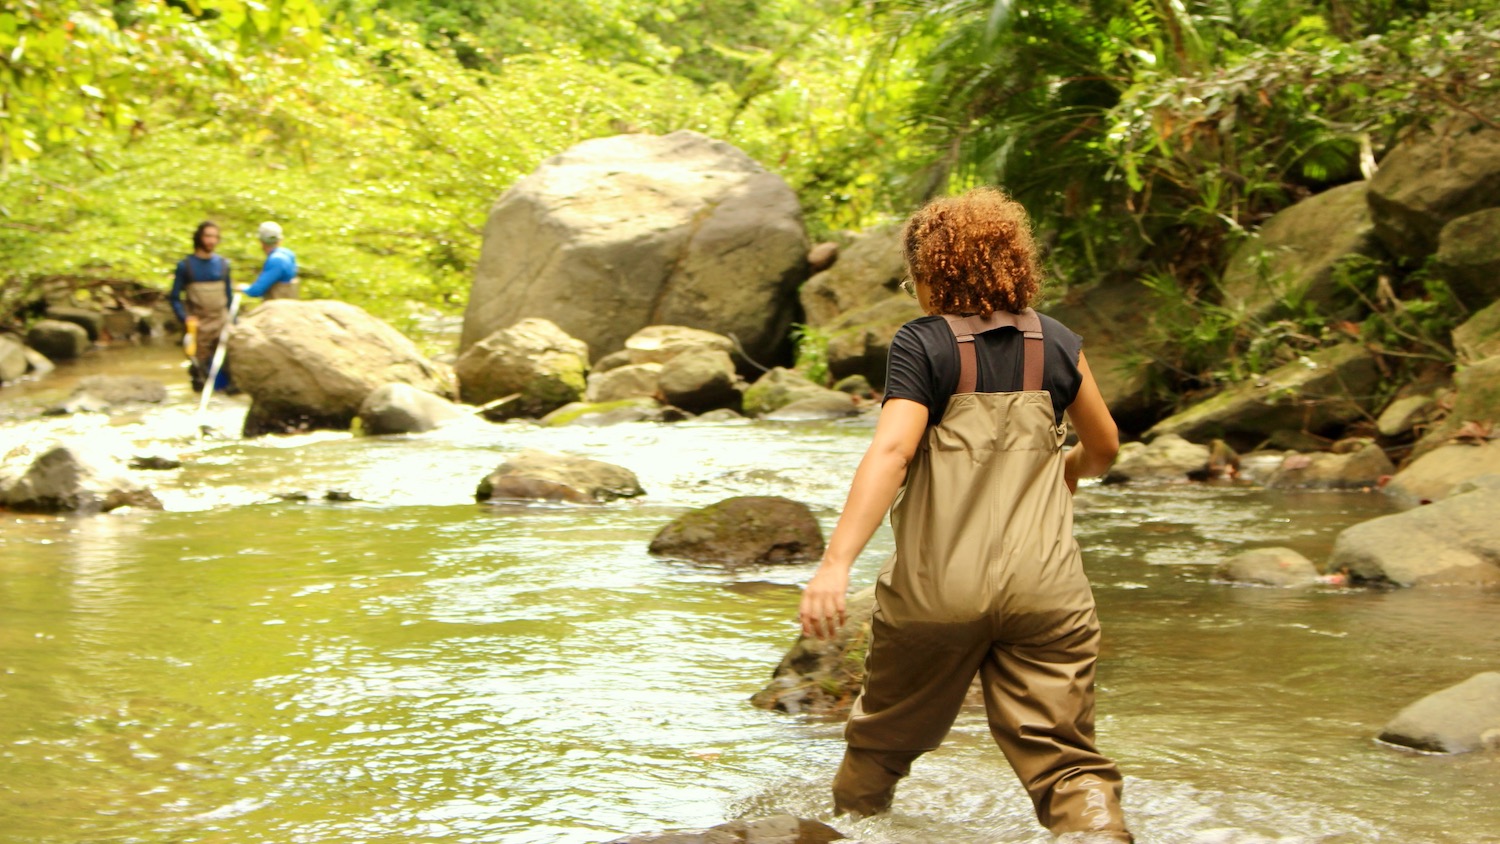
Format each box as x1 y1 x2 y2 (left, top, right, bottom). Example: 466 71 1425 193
799 564 850 640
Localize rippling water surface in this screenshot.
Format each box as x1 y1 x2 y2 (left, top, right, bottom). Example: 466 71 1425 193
2 346 1498 844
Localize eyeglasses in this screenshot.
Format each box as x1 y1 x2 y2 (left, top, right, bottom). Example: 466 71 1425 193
899 278 916 299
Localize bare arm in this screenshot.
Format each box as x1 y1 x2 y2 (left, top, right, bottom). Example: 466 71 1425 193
1064 351 1120 492
799 398 929 639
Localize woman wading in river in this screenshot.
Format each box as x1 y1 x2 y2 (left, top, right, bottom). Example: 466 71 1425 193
799 188 1132 843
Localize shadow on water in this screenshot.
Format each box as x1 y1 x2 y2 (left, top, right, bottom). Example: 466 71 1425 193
2 346 1498 843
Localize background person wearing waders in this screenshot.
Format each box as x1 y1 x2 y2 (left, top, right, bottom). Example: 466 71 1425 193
169 221 232 392
241 221 299 300
799 188 1132 843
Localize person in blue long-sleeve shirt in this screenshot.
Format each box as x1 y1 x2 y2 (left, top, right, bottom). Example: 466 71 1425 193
170 221 233 391
242 221 300 300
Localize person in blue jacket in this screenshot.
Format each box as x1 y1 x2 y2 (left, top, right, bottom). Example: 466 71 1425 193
169 221 233 392
242 221 300 300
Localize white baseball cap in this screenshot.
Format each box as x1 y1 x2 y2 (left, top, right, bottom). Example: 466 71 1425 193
257 221 284 243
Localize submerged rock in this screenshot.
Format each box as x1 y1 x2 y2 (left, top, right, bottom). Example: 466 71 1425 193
357 383 467 435
1327 486 1500 587
649 496 824 566
603 815 850 844
1215 547 1321 588
455 317 589 418
1103 434 1210 484
228 300 453 437
476 450 644 504
47 375 168 416
1264 442 1394 490
752 587 875 716
0 442 161 514
1379 672 1500 754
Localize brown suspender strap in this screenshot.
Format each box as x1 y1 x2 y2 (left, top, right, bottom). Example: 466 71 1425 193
941 308 1045 394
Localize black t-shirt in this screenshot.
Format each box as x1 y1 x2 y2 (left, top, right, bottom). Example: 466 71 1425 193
882 313 1084 425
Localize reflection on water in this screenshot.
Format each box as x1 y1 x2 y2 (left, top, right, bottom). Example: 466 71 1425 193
2 347 1498 844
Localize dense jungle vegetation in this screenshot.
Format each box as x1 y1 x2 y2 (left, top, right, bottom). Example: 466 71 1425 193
1 0 1497 380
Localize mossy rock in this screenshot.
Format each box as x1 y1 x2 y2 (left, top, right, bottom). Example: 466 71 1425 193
540 398 661 427
742 367 838 417
648 495 824 566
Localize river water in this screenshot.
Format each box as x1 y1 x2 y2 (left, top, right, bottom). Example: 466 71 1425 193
2 345 1498 844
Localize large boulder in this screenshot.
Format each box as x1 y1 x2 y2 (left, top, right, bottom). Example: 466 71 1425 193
461 131 809 363
26 319 89 361
1145 343 1382 449
1327 486 1500 588
824 295 921 389
657 349 740 413
0 442 162 514
751 586 875 716
1046 283 1159 432
1434 208 1500 312
1221 182 1380 321
0 334 27 383
1215 547 1321 588
648 496 824 566
1379 673 1500 755
1368 118 1500 262
455 318 588 418
603 816 849 844
798 224 906 326
46 376 167 416
1410 355 1500 458
356 383 467 435
742 367 843 417
1103 434 1211 484
227 300 453 437
475 451 644 504
1454 299 1500 363
1386 441 1500 505
1264 442 1394 490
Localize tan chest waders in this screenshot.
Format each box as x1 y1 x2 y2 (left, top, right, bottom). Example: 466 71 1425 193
834 309 1132 843
183 262 230 374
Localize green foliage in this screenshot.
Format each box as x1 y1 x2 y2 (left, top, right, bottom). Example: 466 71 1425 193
789 322 832 385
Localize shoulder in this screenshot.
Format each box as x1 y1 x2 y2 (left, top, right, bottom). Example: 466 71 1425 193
892 315 949 348
1035 311 1082 351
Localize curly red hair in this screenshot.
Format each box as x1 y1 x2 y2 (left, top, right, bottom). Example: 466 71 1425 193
903 187 1042 317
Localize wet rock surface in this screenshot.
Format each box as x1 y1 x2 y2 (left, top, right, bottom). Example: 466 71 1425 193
1328 486 1500 587
47 375 169 415
357 383 467 435
1215 547 1321 588
1379 672 1500 754
752 587 875 716
0 441 162 514
649 495 824 566
476 450 644 504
